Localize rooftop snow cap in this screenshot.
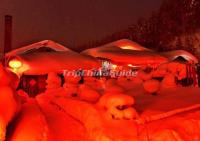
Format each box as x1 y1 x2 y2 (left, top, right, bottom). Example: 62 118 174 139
82 39 168 66
160 50 198 63
5 40 101 75
6 40 70 56
89 39 153 51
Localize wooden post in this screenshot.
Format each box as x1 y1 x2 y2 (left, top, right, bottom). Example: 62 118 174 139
4 15 12 54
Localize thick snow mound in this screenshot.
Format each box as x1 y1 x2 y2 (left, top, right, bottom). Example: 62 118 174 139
36 94 87 141
12 51 100 75
82 47 168 66
6 40 70 56
82 39 168 66
105 79 125 93
161 74 177 89
87 39 152 51
46 73 62 92
97 93 138 120
151 129 184 141
0 65 20 141
8 100 51 141
143 79 160 94
160 50 198 63
153 62 187 80
78 84 101 102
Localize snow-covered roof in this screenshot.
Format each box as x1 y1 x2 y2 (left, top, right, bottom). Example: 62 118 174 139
81 39 169 65
5 40 101 75
85 39 152 52
6 40 70 56
12 51 100 75
160 50 198 63
82 46 168 66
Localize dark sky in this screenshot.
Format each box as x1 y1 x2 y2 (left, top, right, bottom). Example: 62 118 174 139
0 0 162 51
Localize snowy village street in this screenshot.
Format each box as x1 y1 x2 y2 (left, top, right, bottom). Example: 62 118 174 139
1 0 200 139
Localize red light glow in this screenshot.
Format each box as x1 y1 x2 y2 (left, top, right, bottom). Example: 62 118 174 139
112 64 117 70
9 59 22 69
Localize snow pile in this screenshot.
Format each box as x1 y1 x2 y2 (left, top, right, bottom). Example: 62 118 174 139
8 100 50 141
143 79 160 94
78 84 101 103
46 72 62 92
6 40 70 56
161 73 177 89
17 89 29 103
137 68 153 81
151 129 183 141
63 76 80 97
138 62 188 94
84 49 168 66
36 94 87 141
154 62 187 80
82 43 168 66
50 96 139 141
105 79 125 93
12 51 100 75
83 77 106 93
88 39 152 51
0 65 21 141
97 93 138 120
160 50 198 63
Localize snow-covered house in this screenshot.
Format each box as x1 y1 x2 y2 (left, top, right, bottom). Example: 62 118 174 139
6 40 71 56
4 40 101 95
82 39 198 68
5 40 100 75
160 50 198 63
81 39 168 69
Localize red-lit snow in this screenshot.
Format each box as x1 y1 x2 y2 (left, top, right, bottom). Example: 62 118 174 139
8 100 50 141
160 50 198 63
0 65 20 141
86 39 152 51
33 85 200 141
2 64 200 140
5 40 101 75
82 39 198 65
11 51 100 75
82 47 168 66
6 40 70 56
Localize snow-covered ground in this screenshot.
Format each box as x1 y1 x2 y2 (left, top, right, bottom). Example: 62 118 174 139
1 62 200 141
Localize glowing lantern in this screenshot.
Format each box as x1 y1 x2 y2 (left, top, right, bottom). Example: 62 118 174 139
112 64 117 70
120 45 133 50
128 64 133 67
8 59 22 69
128 64 138 68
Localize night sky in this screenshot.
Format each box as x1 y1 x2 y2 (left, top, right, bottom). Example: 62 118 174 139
0 0 162 51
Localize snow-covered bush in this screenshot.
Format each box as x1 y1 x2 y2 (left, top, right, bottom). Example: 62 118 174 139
137 67 153 81
143 79 160 94
78 84 101 102
161 73 177 89
63 76 81 97
46 72 62 92
84 77 105 92
105 79 125 93
97 93 138 120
